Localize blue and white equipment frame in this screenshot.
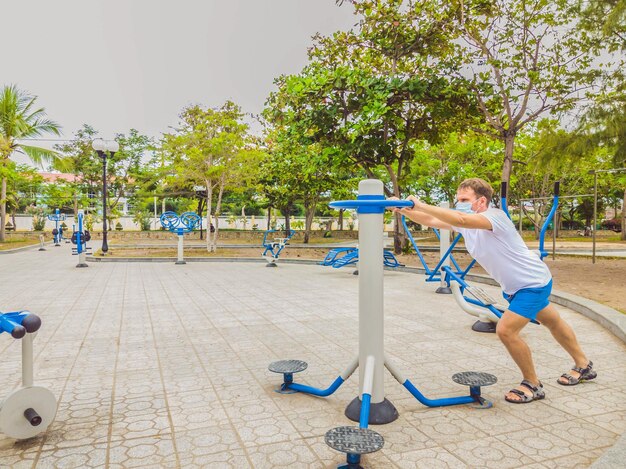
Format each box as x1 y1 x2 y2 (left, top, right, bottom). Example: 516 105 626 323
262 229 295 267
160 211 201 264
269 180 496 468
71 210 91 267
47 209 66 246
0 310 57 439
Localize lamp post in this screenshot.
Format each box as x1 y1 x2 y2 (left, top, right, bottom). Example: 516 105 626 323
92 138 119 254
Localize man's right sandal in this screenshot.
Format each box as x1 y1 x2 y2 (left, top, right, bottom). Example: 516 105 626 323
504 380 545 404
558 361 597 386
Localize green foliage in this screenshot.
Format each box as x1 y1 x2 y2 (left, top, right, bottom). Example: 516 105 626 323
25 205 46 231
132 210 152 231
115 222 123 231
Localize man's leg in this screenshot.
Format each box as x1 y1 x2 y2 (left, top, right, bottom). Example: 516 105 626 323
535 303 590 383
496 310 539 401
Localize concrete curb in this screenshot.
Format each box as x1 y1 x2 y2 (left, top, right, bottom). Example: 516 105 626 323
0 241 53 254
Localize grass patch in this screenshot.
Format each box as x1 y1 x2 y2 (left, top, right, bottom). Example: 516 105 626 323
0 237 41 251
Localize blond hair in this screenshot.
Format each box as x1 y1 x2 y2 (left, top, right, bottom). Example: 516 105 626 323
458 178 494 203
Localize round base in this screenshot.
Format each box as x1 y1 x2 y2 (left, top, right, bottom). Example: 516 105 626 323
54 244 60 247
175 261 187 265
273 386 299 394
435 286 452 294
76 263 89 268
472 320 497 333
470 397 494 409
345 397 398 425
325 426 384 454
0 386 57 440
266 263 277 267
352 270 359 276
38 248 46 252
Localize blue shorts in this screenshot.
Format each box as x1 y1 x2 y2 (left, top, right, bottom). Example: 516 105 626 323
502 280 553 321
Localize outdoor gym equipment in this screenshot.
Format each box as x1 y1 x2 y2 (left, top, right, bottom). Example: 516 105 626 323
269 180 496 469
0 310 57 440
71 210 91 268
47 209 66 246
321 247 404 275
262 229 295 267
160 211 201 265
402 215 477 287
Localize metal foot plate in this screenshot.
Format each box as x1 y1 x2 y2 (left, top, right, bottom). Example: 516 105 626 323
268 360 307 374
325 426 384 455
452 371 497 387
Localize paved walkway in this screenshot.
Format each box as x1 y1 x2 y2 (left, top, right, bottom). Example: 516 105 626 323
0 245 624 468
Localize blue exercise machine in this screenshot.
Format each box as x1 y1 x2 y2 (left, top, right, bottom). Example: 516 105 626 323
47 209 66 246
321 247 404 274
262 229 295 267
71 210 91 268
0 310 57 439
269 180 496 469
160 211 201 265
402 216 477 285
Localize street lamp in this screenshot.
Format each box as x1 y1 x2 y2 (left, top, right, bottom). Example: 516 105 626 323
92 138 119 254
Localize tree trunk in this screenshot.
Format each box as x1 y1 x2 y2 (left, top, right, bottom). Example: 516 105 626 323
304 201 317 244
622 187 626 241
283 205 291 234
267 207 272 230
0 177 6 242
206 180 213 252
501 133 515 189
338 209 344 231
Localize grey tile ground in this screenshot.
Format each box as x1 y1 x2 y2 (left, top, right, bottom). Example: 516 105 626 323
0 246 624 468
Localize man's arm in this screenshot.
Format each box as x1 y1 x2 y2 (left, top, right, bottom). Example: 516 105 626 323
402 210 454 231
414 201 492 230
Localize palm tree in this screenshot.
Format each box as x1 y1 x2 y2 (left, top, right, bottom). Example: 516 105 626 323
0 84 61 241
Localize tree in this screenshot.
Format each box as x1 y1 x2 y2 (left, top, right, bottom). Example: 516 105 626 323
0 85 61 241
162 101 255 251
267 0 476 252
453 0 608 192
4 163 43 229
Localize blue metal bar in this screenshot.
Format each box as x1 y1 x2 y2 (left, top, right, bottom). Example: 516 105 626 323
401 216 432 274
538 184 560 260
359 393 371 428
426 234 463 281
403 379 475 407
286 376 344 397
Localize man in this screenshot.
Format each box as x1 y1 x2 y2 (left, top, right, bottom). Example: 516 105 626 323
393 178 596 403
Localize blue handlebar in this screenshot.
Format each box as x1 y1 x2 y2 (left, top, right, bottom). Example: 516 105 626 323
329 199 415 213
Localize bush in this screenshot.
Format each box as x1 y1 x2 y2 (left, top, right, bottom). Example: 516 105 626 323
115 222 123 231
323 231 332 238
132 210 152 231
26 205 46 231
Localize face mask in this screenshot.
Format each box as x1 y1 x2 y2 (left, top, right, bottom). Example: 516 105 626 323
455 201 475 214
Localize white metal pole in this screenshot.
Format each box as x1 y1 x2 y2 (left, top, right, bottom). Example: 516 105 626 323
22 334 34 387
154 196 158 231
358 179 385 403
177 234 184 264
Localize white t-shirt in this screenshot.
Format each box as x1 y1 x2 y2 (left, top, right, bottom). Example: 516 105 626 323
453 208 552 295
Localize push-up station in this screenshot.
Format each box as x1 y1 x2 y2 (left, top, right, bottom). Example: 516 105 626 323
262 229 295 267
0 310 57 440
160 211 201 265
269 180 496 469
47 209 66 247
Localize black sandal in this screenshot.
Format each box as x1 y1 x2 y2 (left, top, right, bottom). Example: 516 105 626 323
504 380 545 404
558 361 597 386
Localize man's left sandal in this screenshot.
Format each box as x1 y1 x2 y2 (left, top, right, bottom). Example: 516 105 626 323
558 361 597 386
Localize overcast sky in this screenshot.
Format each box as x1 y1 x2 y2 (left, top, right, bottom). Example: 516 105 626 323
4 0 356 153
